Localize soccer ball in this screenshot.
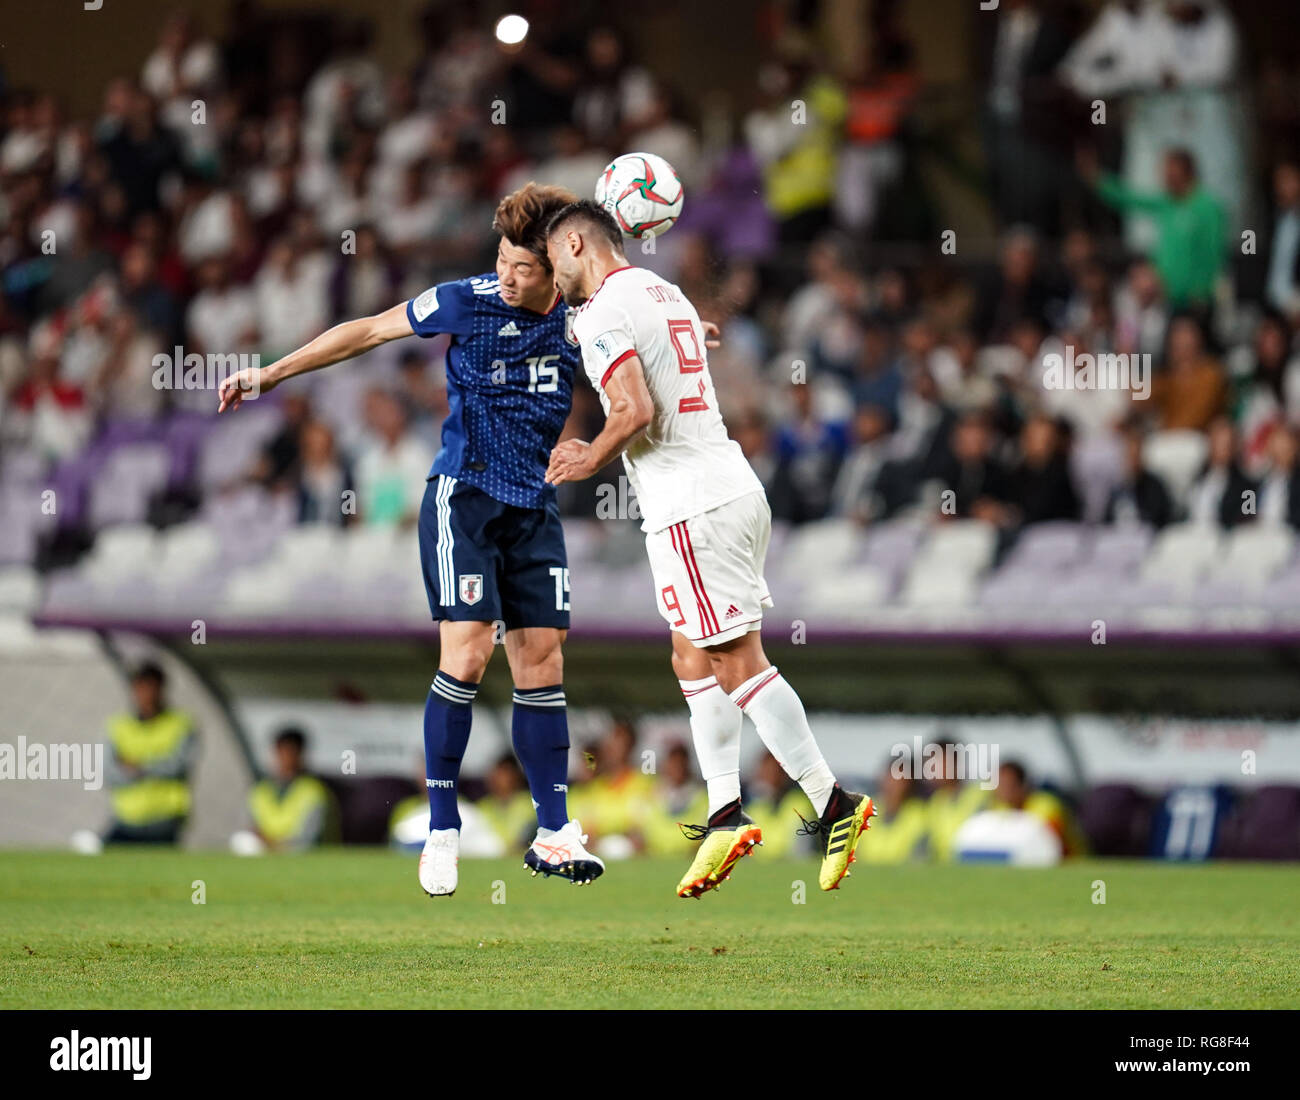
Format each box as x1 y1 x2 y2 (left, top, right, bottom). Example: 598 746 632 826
594 152 684 239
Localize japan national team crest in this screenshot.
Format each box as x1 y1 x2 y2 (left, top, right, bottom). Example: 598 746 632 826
458 574 484 606
564 309 579 346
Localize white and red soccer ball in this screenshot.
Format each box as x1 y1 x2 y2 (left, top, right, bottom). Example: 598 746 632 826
594 152 684 239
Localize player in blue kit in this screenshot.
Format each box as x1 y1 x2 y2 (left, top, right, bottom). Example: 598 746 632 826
217 183 605 895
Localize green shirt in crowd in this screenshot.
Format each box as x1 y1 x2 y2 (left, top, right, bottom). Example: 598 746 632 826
1096 173 1225 307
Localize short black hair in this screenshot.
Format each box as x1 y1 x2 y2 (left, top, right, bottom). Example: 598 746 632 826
274 727 307 753
493 751 524 775
1000 759 1028 786
545 199 625 252
130 661 165 686
1166 146 1198 179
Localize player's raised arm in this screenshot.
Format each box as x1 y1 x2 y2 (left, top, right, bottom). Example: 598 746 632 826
545 354 653 485
217 301 415 413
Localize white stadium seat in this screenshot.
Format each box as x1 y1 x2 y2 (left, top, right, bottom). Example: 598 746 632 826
1142 430 1209 508
1207 524 1296 588
1140 521 1222 588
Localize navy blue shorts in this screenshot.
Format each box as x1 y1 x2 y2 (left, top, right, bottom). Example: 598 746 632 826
418 475 570 630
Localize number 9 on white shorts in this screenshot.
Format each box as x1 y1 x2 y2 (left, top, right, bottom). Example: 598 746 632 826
644 490 774 646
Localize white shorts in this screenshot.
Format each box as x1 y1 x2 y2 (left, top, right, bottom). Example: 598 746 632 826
645 491 773 645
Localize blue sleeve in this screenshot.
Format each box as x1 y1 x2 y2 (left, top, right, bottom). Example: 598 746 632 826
406 279 475 338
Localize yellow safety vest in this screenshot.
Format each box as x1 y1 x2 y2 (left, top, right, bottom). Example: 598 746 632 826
643 788 711 857
476 792 538 850
928 783 993 863
567 770 657 839
763 76 848 218
248 775 329 846
388 795 426 841
747 789 817 859
107 710 193 825
860 796 930 865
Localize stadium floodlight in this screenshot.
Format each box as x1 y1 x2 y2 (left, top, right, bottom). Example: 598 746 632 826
495 15 529 46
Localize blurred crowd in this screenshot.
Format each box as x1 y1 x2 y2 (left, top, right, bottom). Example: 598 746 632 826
3 0 1300 575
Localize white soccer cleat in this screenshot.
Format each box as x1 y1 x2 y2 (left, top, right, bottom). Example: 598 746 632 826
523 819 606 885
418 827 459 897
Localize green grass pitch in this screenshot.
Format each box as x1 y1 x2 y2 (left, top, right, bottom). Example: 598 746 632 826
2 850 1296 1009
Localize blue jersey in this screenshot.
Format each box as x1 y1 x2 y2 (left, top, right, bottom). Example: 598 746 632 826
406 274 579 508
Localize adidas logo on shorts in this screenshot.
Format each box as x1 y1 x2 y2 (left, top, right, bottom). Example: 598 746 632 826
725 604 742 620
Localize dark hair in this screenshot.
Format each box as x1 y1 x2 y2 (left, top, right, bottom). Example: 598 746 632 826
493 751 524 775
545 198 625 252
1000 759 1028 785
1166 146 1198 179
274 727 307 752
130 661 165 686
492 182 580 272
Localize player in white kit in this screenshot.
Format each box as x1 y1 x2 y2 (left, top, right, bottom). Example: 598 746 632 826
543 200 875 897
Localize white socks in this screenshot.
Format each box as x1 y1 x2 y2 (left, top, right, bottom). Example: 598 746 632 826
728 666 837 816
679 676 742 816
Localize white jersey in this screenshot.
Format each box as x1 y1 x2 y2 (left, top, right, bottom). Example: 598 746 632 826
572 265 763 533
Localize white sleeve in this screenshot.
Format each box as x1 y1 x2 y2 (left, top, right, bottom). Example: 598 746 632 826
576 298 638 390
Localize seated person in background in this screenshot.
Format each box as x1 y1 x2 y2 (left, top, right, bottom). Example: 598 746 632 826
475 753 537 853
829 404 895 523
644 741 709 857
1256 424 1300 528
387 754 502 857
744 750 816 859
993 759 1088 858
926 740 993 862
932 411 1015 527
104 662 196 845
859 754 929 865
1006 414 1081 526
566 718 655 858
296 419 354 525
1149 314 1226 431
1104 422 1174 528
247 727 333 852
1186 416 1258 529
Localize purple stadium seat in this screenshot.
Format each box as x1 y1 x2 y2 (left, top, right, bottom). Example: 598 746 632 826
162 411 219 488
1085 524 1154 571
1262 565 1300 610
861 519 926 573
978 564 1053 607
196 403 284 492
322 775 418 845
1003 521 1086 571
1079 783 1155 856
1218 786 1300 860
86 443 171 529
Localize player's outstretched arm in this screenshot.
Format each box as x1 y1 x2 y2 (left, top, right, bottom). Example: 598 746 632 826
217 301 415 413
546 355 654 485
